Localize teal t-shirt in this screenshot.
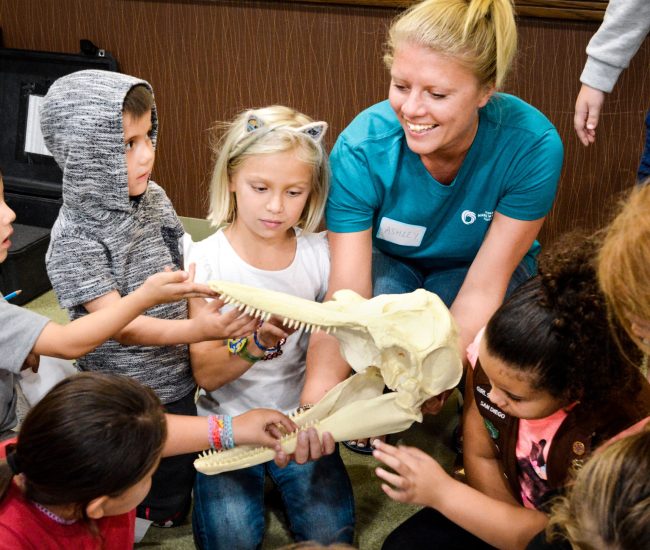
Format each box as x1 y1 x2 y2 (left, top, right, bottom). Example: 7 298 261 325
327 94 563 273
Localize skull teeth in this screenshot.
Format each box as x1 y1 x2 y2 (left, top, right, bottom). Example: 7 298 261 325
215 291 332 336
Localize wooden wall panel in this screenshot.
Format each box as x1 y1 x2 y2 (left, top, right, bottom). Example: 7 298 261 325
1 0 648 245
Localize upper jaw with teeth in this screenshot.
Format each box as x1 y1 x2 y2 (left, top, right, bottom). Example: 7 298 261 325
196 280 462 475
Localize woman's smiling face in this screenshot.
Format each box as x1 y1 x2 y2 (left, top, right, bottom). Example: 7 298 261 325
388 42 493 162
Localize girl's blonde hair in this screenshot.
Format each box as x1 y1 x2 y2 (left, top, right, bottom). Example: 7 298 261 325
384 0 517 89
546 427 650 550
208 105 329 233
598 185 650 355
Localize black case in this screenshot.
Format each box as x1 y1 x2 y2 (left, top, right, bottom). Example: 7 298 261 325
0 40 118 305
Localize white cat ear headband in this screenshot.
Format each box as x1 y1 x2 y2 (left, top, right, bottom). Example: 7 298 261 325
244 113 328 144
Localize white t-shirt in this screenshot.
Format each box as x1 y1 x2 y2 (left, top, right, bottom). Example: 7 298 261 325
186 229 330 415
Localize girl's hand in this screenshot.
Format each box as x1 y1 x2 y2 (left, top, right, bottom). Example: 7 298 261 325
373 440 452 508
421 388 454 415
273 428 336 468
232 408 298 447
253 316 294 350
192 298 258 340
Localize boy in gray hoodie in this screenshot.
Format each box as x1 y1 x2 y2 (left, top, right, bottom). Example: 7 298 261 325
42 70 256 527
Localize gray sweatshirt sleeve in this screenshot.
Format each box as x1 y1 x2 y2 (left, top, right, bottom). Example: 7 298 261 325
580 0 650 93
47 235 118 309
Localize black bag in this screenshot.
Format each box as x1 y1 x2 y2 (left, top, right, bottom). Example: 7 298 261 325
0 39 118 304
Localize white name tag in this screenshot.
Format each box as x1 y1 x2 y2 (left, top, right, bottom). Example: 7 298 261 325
376 217 426 247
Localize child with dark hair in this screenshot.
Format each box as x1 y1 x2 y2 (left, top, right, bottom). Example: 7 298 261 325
0 372 295 547
42 70 257 526
373 235 650 549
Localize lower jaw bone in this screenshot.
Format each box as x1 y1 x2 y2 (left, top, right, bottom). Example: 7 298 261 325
194 367 420 475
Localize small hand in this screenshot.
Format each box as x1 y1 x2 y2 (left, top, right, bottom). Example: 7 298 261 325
273 428 335 467
143 264 219 304
193 298 258 340
254 316 294 350
373 440 451 508
232 408 298 447
421 388 453 415
20 352 40 373
574 84 605 146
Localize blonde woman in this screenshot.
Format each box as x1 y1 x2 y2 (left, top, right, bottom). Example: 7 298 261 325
302 0 564 454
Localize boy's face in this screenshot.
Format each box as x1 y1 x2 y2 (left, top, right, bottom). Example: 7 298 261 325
0 177 17 263
123 110 155 197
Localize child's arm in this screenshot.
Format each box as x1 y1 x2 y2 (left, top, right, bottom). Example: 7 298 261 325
32 270 216 359
84 292 256 346
82 267 257 346
373 441 548 550
162 408 297 456
189 298 289 390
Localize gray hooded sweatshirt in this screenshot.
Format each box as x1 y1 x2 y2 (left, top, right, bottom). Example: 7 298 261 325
43 70 194 404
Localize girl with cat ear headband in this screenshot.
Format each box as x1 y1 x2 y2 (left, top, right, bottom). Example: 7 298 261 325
186 105 356 548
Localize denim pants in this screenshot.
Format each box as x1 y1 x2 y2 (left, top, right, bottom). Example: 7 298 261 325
192 447 355 549
372 248 533 306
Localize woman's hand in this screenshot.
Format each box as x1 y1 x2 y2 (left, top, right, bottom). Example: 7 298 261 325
373 440 453 508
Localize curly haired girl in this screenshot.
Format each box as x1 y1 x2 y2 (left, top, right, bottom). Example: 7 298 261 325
374 235 650 549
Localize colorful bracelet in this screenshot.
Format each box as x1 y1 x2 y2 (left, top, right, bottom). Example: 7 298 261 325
208 415 223 450
253 322 286 361
222 415 235 450
208 414 235 450
227 337 261 363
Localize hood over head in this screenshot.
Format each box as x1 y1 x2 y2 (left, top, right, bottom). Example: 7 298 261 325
40 69 158 216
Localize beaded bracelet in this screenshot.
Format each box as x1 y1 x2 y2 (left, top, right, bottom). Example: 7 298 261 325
253 322 286 361
227 337 261 364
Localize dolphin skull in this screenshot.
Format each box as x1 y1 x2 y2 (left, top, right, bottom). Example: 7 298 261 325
194 281 462 474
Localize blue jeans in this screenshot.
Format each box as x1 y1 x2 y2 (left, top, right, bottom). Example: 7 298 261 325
372 248 533 306
192 448 355 549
